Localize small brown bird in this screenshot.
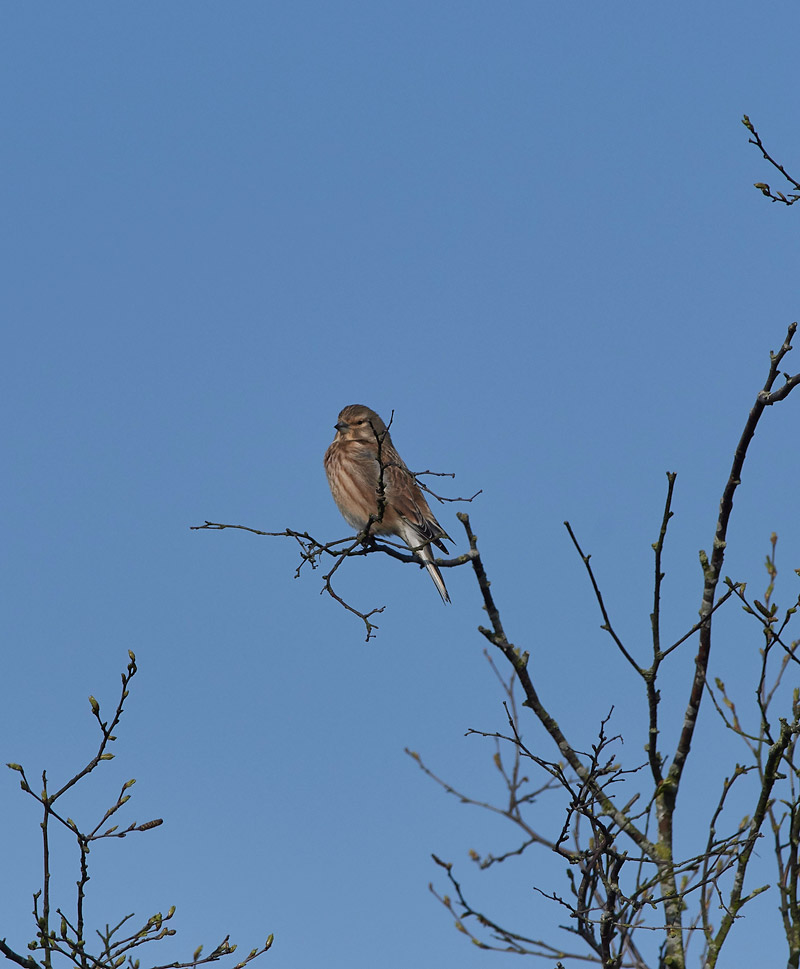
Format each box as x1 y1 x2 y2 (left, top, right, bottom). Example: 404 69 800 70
324 404 452 602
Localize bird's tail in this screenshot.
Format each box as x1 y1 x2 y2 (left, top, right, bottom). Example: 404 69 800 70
424 557 450 603
400 522 451 603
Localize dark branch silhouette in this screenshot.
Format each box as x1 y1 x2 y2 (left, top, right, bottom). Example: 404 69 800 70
743 115 800 206
2 653 273 969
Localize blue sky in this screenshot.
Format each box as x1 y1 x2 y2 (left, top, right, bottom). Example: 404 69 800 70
3 3 799 967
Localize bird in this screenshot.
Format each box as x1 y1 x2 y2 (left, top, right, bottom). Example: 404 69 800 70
324 404 452 602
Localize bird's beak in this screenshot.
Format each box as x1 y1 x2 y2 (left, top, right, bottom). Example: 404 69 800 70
335 420 348 432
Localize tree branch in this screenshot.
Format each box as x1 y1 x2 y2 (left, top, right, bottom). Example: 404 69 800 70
743 115 800 206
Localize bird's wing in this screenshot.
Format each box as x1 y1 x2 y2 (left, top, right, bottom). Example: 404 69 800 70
384 463 450 553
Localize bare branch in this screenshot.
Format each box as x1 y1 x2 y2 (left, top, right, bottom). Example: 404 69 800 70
670 323 800 791
743 115 800 206
563 522 643 675
4 656 273 969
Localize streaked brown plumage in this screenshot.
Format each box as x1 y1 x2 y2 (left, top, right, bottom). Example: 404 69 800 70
324 404 452 602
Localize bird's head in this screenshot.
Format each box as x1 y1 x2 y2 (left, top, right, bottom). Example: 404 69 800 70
332 404 388 443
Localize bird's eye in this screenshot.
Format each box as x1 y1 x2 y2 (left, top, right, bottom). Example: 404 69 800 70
355 420 364 425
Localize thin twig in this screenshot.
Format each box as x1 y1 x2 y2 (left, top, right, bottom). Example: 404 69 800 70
743 115 800 206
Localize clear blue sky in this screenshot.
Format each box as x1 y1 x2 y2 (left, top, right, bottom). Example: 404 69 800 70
3 4 799 967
